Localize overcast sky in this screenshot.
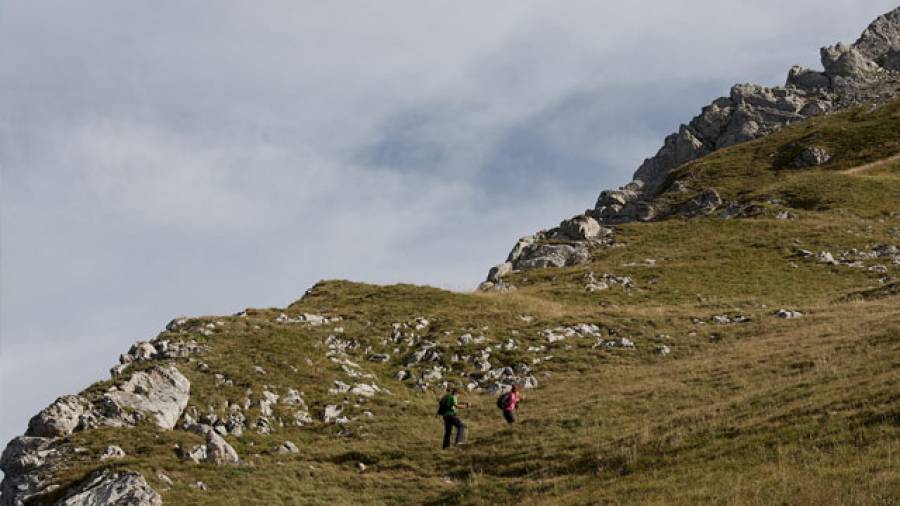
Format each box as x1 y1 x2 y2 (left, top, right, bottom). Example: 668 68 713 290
1 1 896 448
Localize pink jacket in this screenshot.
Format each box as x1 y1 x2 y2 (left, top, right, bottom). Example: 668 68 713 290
504 391 519 410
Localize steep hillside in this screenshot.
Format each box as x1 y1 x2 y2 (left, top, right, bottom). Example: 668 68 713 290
3 10 900 506
4 99 899 506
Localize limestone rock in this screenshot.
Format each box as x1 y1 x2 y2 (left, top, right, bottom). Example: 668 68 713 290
102 365 190 430
676 189 723 217
793 146 832 167
515 244 590 271
26 395 88 438
505 236 536 264
204 430 240 465
821 43 879 77
774 309 803 319
787 65 831 90
322 405 344 424
0 436 67 504
277 441 300 454
56 469 161 506
559 214 602 240
477 280 517 293
99 445 125 461
853 7 900 65
486 262 513 283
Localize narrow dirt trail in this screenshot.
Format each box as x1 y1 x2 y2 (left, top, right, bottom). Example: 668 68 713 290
842 153 900 175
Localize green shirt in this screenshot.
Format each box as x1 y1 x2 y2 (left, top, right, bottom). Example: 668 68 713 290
443 394 458 416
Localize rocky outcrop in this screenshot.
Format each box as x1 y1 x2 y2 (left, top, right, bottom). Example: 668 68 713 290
102 365 191 430
2 364 189 505
0 436 68 504
631 7 900 198
483 7 900 285
55 469 162 506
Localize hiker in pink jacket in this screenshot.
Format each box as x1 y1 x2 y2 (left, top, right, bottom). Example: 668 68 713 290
499 385 522 424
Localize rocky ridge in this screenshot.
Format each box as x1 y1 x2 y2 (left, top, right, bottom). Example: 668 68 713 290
2 8 899 505
481 7 900 290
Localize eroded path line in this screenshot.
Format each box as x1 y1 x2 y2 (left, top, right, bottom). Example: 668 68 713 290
842 153 900 175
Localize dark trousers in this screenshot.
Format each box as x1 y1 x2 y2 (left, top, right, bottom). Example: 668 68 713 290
503 409 516 424
442 415 466 448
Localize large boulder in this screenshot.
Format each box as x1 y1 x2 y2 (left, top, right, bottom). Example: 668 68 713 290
102 365 190 430
1 436 67 505
26 395 88 438
56 469 161 506
486 262 513 283
559 215 602 240
515 244 589 271
793 146 832 168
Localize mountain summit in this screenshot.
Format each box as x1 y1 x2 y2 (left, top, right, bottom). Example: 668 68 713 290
480 6 900 289
3 8 900 506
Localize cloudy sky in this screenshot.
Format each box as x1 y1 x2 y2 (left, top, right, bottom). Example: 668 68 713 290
1 1 896 447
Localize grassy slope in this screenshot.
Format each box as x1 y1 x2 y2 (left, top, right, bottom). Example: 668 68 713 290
31 101 900 505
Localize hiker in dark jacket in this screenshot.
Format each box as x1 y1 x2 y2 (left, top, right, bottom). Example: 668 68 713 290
499 385 521 424
436 387 468 449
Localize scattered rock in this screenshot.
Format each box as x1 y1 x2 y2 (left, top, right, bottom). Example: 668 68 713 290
322 405 345 424
157 473 174 489
204 431 240 465
774 309 804 319
99 445 125 461
593 337 635 349
277 441 300 454
676 189 723 217
712 314 752 325
350 383 378 398
585 271 633 292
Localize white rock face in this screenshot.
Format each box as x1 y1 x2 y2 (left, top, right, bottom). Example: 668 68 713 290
103 365 190 430
0 436 66 504
56 470 161 506
26 395 88 438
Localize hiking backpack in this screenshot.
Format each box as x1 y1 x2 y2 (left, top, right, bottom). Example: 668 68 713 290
496 393 510 410
437 394 452 415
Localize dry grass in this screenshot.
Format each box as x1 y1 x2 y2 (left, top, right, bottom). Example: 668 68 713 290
20 99 900 505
